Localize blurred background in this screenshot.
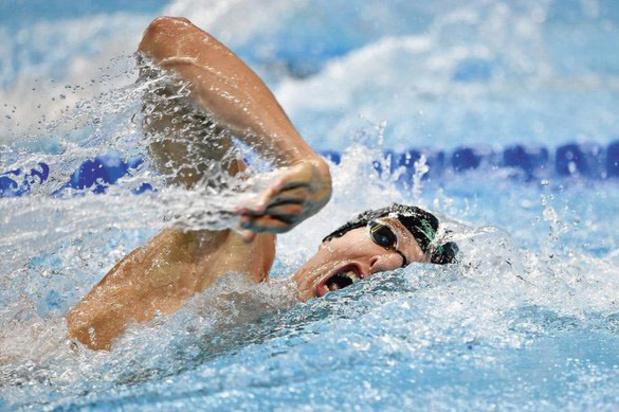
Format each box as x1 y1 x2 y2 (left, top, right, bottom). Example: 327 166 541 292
1 2 619 410
2 0 619 151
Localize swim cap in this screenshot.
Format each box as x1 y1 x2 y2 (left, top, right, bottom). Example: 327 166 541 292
322 203 458 265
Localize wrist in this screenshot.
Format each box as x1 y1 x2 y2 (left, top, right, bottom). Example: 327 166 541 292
308 156 332 202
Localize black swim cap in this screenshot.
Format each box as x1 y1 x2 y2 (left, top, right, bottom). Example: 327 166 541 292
322 203 458 265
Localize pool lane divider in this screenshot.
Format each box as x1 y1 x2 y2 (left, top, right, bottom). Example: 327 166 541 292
324 141 618 180
1 141 618 197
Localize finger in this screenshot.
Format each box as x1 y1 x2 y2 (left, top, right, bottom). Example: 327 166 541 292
253 185 309 215
278 180 311 192
266 203 303 218
274 185 309 201
239 214 252 227
263 187 309 211
270 166 312 193
234 166 311 215
239 195 306 218
240 198 305 221
245 215 291 233
267 197 305 209
252 184 283 212
238 229 256 243
234 186 278 215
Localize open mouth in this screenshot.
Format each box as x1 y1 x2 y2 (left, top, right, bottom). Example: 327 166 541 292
315 264 363 297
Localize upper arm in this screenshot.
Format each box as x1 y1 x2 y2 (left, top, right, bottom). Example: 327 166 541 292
137 16 322 168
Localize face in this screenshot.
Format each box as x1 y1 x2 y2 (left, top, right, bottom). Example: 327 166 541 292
291 217 429 301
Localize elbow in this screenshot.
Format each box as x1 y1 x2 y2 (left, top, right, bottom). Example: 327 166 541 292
314 156 333 205
138 16 195 58
143 16 193 37
66 309 94 349
66 306 114 351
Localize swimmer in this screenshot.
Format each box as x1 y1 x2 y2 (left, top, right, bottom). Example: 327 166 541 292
66 17 457 350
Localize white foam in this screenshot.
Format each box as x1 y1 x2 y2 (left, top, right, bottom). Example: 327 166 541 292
0 13 153 143
1 2 619 408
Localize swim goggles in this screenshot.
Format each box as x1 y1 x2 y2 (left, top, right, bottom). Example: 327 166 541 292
367 219 409 268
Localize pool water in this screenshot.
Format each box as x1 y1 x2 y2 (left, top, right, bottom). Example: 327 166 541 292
1 1 619 411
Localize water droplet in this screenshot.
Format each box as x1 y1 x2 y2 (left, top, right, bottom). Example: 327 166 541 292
568 161 577 175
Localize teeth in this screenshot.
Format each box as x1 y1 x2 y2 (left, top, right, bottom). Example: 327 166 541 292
342 270 359 283
336 270 361 283
322 270 361 294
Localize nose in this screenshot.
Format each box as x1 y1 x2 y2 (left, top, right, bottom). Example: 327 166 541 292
369 253 402 273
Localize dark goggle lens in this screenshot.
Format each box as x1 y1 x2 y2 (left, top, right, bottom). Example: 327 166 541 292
369 221 397 249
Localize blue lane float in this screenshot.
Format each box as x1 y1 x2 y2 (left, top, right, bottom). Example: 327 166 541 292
0 152 152 198
555 143 606 177
451 147 482 172
52 152 152 196
0 162 49 197
502 145 550 178
1 141 618 198
605 141 619 178
354 140 617 181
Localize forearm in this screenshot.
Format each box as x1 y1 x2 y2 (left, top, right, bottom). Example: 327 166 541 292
138 17 331 237
138 17 320 167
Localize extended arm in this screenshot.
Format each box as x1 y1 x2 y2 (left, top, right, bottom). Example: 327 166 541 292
66 229 276 350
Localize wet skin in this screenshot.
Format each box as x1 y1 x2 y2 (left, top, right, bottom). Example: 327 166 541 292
65 17 425 351
292 218 429 301
66 16 332 350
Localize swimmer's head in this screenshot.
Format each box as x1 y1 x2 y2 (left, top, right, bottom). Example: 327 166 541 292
292 203 458 300
322 203 458 263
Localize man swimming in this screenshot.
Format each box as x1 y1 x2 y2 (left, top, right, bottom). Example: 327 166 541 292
66 17 457 350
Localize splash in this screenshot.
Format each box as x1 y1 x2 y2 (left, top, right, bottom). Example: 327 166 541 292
1 1 619 410
1 73 618 407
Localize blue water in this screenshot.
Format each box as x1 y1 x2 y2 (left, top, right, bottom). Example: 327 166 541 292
1 1 619 411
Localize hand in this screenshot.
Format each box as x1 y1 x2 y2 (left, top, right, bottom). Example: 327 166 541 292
235 159 332 241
